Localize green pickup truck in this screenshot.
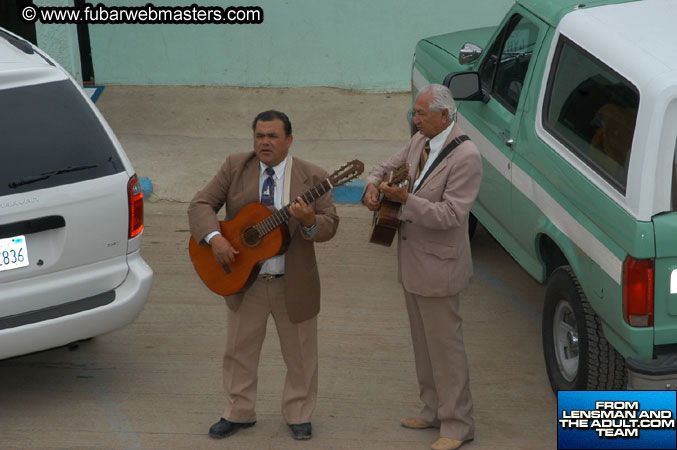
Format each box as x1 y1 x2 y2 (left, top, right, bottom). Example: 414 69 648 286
410 0 677 391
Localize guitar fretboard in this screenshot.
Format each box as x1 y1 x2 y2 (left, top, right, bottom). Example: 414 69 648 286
254 179 333 237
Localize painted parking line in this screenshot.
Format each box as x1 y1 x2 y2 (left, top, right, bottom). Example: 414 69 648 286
333 180 365 204
84 85 105 103
74 357 144 449
139 177 153 197
473 259 542 326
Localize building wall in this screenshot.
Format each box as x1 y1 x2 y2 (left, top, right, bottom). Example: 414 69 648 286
38 0 514 91
35 0 82 84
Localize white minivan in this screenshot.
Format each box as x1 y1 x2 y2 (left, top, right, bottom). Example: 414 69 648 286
0 28 153 359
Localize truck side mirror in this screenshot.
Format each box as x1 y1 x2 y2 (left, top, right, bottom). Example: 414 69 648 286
443 71 487 103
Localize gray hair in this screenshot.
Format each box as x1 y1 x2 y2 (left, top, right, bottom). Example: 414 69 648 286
418 84 457 123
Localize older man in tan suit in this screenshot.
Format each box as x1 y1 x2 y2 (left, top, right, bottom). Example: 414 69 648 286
188 110 339 441
363 84 482 450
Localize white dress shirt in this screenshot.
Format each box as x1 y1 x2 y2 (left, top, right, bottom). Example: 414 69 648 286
257 158 287 275
412 121 454 192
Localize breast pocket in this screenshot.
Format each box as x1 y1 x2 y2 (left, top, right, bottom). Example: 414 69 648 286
418 178 445 199
422 241 457 260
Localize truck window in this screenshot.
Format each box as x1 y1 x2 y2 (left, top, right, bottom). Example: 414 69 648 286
478 14 539 114
543 36 639 194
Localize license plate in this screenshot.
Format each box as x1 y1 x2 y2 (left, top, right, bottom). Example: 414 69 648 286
0 235 29 272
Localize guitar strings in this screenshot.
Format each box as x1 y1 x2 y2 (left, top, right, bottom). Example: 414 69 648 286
254 179 333 238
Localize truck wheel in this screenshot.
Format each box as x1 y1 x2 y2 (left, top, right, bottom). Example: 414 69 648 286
542 266 627 392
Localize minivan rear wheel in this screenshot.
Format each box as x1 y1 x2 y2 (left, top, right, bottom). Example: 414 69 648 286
542 266 627 392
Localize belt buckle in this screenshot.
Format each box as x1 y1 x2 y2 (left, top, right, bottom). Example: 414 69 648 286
260 274 278 280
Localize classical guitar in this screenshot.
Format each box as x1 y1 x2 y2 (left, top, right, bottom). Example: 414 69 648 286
189 160 364 296
369 163 410 246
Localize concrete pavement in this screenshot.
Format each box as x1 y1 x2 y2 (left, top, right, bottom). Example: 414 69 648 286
0 86 556 449
0 200 554 450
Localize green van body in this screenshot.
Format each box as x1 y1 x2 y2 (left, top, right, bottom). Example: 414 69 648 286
411 0 677 390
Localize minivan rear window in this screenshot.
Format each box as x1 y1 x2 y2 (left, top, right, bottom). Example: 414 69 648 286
543 36 639 194
0 80 124 196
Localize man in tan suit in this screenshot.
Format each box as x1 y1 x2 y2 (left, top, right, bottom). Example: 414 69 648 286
363 84 482 450
188 110 339 441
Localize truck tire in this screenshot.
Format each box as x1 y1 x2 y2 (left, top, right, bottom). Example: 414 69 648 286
542 266 627 392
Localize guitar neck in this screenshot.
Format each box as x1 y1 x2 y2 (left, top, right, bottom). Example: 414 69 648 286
255 178 334 236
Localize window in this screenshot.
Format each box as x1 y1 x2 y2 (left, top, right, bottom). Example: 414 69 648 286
0 80 124 196
478 14 539 113
543 36 639 193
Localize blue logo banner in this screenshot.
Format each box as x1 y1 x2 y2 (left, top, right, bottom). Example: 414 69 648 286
558 391 676 449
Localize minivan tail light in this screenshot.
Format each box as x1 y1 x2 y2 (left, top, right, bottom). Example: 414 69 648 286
622 256 654 327
127 174 144 238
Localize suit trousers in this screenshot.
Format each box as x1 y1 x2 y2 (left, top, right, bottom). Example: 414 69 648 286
403 289 474 441
222 276 318 424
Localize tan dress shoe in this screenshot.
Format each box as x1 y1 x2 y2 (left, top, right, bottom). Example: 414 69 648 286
400 417 435 429
431 437 466 450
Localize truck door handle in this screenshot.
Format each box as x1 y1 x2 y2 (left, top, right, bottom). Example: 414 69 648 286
499 131 514 148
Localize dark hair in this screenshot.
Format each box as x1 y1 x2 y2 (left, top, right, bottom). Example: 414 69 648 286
252 110 292 136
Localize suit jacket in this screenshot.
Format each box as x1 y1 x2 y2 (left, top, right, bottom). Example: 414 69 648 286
188 151 339 323
366 126 482 297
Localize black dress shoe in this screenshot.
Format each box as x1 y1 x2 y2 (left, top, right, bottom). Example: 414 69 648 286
208 418 256 438
289 422 312 440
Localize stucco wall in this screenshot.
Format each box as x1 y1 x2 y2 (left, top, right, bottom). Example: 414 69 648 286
35 0 82 84
37 0 514 91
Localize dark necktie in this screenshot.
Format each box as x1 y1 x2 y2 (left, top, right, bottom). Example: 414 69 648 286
261 167 275 206
415 140 431 181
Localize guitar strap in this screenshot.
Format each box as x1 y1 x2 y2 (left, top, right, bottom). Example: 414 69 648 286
413 135 470 194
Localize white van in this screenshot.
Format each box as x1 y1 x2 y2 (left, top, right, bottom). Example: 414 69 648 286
0 28 153 359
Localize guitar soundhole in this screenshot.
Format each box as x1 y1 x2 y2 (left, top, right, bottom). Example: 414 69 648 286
243 227 261 246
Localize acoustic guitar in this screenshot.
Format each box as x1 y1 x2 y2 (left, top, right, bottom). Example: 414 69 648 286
369 163 409 246
189 160 364 296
